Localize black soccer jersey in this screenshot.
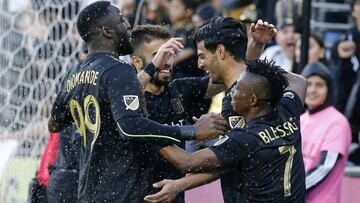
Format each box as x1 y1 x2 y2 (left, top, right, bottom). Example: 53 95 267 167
144 76 209 203
210 91 306 203
145 76 209 126
50 52 192 202
220 82 245 203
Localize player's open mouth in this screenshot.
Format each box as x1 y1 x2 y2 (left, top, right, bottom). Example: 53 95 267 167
159 69 171 73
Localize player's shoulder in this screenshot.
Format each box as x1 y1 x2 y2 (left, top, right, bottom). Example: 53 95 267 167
104 54 132 68
227 127 254 142
101 55 135 75
172 76 201 85
278 90 303 114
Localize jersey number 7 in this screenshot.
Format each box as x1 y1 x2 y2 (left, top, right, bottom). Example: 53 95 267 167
278 145 296 197
70 95 101 149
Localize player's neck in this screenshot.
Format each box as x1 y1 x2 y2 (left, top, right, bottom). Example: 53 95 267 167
223 62 246 89
87 42 119 58
245 105 273 122
145 83 164 95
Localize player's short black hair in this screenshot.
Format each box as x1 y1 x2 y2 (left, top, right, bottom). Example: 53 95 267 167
131 25 171 54
76 1 111 42
194 16 248 62
246 59 289 106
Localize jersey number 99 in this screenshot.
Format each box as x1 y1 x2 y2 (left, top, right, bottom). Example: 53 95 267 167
70 95 101 149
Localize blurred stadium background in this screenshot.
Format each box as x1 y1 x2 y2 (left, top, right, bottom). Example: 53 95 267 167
0 0 85 202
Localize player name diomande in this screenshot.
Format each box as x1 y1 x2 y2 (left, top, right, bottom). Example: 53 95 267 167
66 70 100 92
258 117 299 144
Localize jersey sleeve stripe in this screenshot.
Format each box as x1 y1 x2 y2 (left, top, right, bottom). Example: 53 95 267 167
117 122 181 143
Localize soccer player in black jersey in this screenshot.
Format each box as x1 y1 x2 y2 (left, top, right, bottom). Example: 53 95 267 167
196 16 277 202
132 25 224 126
48 2 228 202
131 23 277 202
132 19 277 202
144 59 307 203
131 25 226 203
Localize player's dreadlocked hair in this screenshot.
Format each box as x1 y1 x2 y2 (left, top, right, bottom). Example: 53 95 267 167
246 59 289 106
76 1 111 42
194 16 248 62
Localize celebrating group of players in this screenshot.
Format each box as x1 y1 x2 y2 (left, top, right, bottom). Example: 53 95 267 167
46 1 308 202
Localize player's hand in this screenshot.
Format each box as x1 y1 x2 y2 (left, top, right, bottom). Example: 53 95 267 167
250 19 277 45
144 179 180 203
337 40 356 59
152 37 184 69
193 113 229 140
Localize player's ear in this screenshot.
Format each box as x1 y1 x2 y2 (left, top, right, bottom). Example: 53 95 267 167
132 56 144 73
217 44 226 59
250 94 258 107
102 26 114 39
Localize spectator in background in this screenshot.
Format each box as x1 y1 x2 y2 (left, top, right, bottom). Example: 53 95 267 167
220 0 253 19
300 62 352 203
239 4 257 42
332 0 360 166
294 33 326 73
168 0 204 79
168 0 213 123
296 33 326 64
261 0 301 72
261 19 298 72
192 3 220 27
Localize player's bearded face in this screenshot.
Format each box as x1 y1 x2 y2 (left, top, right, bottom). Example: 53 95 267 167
151 69 172 86
208 55 222 84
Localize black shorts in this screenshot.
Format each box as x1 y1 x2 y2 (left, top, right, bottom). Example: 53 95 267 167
46 169 79 203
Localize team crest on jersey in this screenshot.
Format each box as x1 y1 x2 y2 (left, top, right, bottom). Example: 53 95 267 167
213 135 229 146
229 116 245 129
171 98 184 114
123 95 139 110
283 92 294 99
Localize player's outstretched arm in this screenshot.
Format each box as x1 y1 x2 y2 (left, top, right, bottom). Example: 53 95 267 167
144 168 229 203
117 113 228 145
158 144 221 173
246 19 277 61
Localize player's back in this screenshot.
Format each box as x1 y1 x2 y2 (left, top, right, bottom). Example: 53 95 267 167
235 91 305 203
61 53 151 202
